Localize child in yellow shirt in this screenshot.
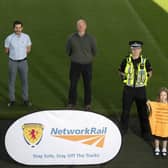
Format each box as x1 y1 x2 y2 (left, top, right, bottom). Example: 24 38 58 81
147 87 168 157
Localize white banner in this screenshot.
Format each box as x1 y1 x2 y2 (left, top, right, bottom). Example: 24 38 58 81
5 110 122 165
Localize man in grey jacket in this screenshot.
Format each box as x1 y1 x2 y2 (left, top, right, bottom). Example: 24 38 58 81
66 19 97 111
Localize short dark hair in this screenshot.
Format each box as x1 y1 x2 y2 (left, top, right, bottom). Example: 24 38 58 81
13 20 23 28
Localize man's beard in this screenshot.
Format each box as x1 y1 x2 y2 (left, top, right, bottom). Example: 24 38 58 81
15 31 21 34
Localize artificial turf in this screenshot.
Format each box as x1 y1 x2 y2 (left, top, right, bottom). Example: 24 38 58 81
0 1 168 167
0 0 168 119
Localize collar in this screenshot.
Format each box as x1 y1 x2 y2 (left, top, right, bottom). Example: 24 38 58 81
76 32 87 37
14 32 23 37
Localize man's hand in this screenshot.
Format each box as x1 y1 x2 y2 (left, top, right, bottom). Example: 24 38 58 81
147 71 152 78
27 45 31 54
5 48 9 54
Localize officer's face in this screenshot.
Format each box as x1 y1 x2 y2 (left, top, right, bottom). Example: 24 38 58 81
77 20 87 33
131 47 142 57
14 24 23 35
160 91 168 103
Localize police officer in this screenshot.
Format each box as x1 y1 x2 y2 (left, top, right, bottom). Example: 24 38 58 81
4 20 32 107
66 19 97 111
119 41 152 139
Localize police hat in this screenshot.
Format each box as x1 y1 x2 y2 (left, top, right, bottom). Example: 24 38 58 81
129 41 143 48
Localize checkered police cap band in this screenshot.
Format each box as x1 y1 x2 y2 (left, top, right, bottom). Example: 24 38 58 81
129 41 143 48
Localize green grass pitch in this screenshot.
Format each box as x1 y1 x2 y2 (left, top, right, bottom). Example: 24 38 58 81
0 0 167 119
1 1 168 168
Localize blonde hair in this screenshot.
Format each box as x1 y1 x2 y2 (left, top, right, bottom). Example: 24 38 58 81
157 87 168 102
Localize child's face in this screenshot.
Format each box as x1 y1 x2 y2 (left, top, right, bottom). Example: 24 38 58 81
160 91 168 103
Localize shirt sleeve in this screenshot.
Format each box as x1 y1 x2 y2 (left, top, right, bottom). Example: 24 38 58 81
26 35 32 46
66 36 72 56
91 36 97 56
4 36 10 48
119 58 127 72
145 59 152 72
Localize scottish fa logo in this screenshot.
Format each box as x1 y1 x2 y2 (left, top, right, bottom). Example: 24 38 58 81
22 123 44 147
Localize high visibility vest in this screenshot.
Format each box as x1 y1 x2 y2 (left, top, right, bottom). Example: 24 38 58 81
148 101 168 138
123 54 148 87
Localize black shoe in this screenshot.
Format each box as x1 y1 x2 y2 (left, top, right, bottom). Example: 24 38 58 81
119 123 128 137
84 105 91 111
23 101 32 107
67 104 75 110
161 151 167 157
120 129 127 137
8 101 15 107
154 150 160 157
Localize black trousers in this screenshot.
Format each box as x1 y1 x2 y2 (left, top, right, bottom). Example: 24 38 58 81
120 86 150 136
68 62 92 106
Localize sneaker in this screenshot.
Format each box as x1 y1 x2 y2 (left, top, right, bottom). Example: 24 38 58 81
8 101 15 107
84 105 91 111
23 101 32 107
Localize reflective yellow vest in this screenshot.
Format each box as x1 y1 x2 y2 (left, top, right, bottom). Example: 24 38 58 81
123 54 148 87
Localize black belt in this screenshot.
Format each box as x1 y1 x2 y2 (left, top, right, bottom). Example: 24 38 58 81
124 85 145 88
9 58 27 62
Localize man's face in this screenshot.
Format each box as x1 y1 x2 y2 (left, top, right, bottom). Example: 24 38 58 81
77 20 87 33
131 47 142 57
14 24 23 35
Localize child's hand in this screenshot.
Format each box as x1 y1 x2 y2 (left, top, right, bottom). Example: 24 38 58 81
146 100 151 114
146 100 150 105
